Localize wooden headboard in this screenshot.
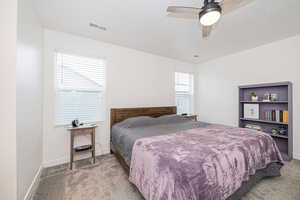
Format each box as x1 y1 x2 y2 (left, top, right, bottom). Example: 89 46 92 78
110 106 177 127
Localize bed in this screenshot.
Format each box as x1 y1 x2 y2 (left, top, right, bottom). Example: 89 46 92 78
110 106 283 200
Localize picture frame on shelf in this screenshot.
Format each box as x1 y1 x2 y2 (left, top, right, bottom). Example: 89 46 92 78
244 104 259 119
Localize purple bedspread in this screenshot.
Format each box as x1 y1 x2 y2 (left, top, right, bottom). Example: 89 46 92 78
129 124 283 200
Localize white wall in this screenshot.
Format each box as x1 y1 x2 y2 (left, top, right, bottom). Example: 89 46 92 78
0 0 18 200
16 0 43 199
196 35 300 160
43 29 196 167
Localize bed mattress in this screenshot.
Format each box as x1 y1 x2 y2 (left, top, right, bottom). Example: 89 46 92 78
111 115 283 200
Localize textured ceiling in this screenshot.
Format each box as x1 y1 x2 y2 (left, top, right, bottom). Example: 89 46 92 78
34 0 300 63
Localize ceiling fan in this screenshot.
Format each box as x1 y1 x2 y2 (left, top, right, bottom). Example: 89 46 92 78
167 0 254 38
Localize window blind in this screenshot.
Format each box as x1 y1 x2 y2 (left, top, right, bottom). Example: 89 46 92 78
55 53 105 125
175 72 194 114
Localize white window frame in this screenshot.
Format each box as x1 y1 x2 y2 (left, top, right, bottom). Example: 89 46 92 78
175 72 194 114
54 51 106 126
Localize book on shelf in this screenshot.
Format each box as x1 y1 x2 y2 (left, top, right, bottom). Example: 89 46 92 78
280 110 283 122
272 110 276 121
276 110 280 122
283 110 289 123
263 110 288 123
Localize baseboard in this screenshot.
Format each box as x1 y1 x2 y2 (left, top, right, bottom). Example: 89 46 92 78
293 153 300 160
43 157 70 168
23 165 43 200
43 149 110 168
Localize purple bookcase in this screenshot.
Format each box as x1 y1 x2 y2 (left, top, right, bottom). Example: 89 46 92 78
239 82 293 161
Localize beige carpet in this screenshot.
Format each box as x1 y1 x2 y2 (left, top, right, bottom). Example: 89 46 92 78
32 154 300 200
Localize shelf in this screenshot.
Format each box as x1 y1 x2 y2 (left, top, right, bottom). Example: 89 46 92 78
239 82 292 162
239 82 291 89
266 133 288 139
73 148 93 155
240 118 288 125
240 101 288 104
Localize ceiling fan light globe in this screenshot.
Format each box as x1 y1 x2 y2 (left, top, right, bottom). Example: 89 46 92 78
200 10 221 26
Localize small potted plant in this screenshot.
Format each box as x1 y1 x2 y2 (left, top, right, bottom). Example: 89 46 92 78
250 92 258 101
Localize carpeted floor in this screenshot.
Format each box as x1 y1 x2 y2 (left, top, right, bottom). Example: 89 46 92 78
32 154 300 200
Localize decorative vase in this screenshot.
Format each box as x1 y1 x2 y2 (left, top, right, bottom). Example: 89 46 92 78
251 96 258 101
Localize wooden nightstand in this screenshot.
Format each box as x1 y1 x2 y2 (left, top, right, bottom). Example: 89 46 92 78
182 114 198 121
67 125 97 170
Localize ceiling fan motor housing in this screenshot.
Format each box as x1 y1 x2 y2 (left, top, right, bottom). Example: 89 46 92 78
199 1 222 20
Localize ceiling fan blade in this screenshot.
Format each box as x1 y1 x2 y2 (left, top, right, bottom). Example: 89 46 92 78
201 19 221 38
167 6 202 14
167 12 198 20
202 25 214 38
220 0 254 15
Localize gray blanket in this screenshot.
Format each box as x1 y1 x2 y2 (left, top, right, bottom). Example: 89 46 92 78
111 115 209 165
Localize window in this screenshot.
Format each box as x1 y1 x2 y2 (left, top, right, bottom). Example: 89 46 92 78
175 72 194 114
55 52 105 125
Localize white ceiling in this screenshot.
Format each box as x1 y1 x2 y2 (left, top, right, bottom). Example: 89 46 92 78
34 0 300 63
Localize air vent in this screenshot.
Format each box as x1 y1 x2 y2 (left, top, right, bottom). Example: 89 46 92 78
89 23 107 31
